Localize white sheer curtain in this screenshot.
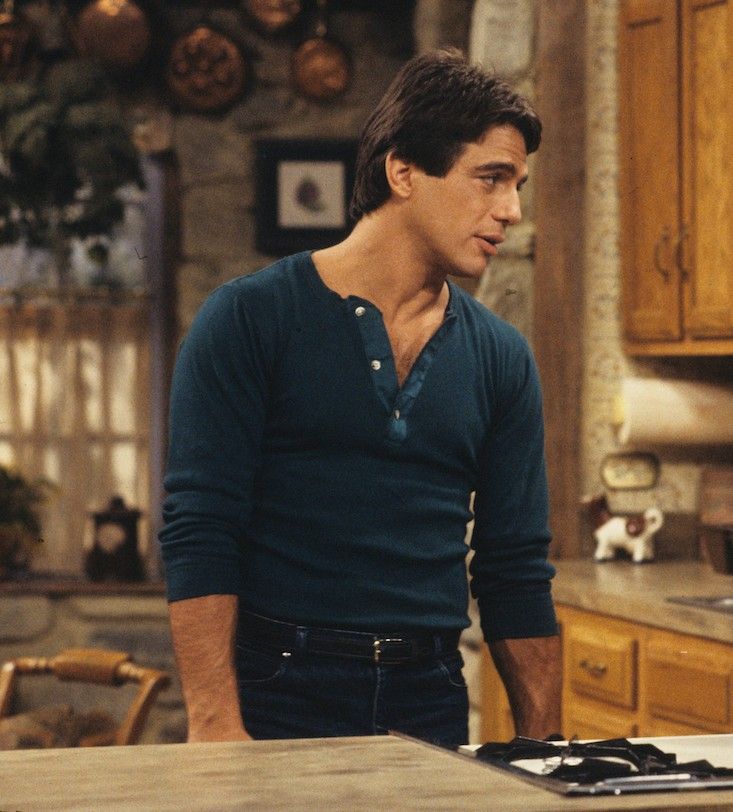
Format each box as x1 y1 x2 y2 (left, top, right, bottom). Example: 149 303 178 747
0 301 151 573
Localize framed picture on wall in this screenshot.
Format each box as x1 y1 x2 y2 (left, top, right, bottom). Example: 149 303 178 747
254 138 358 255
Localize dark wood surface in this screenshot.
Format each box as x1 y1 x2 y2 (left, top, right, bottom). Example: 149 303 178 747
533 0 586 559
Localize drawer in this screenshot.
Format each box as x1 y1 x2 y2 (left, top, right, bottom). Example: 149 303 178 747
645 638 733 728
566 624 637 709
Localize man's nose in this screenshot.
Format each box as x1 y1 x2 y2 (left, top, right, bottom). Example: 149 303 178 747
495 188 522 226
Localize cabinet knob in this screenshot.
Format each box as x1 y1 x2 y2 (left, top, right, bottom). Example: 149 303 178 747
579 658 608 678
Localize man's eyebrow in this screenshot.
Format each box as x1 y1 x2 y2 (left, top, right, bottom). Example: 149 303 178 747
474 161 528 181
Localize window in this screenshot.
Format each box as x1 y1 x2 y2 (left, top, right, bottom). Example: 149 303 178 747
0 157 174 576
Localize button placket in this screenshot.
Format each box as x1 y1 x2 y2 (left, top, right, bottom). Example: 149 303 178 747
351 298 392 387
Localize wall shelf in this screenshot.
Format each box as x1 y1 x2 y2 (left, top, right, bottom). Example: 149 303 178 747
0 575 165 596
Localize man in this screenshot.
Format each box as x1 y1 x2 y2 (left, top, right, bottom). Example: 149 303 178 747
160 48 561 747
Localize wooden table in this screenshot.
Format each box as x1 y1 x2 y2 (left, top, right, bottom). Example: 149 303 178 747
4 734 733 810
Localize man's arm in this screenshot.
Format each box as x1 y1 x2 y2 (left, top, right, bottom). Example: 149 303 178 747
488 634 562 739
168 594 251 743
160 287 277 742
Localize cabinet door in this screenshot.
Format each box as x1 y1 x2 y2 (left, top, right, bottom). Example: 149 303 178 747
619 0 682 340
565 700 638 740
681 0 733 337
480 649 515 743
644 632 733 730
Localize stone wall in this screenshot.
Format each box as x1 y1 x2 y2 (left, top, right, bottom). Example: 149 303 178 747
128 0 520 339
0 592 186 744
470 0 537 342
160 1 473 335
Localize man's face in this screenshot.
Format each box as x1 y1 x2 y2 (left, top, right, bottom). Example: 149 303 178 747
406 124 528 279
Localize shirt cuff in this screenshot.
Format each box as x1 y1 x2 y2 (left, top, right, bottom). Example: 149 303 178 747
478 587 558 641
163 560 243 603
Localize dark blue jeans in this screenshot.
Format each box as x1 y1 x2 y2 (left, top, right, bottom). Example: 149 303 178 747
235 638 469 747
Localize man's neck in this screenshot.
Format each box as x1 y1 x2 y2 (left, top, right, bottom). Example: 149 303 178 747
312 208 447 322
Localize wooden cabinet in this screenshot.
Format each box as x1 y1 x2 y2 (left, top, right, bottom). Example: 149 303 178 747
562 606 733 739
480 604 733 741
619 0 733 355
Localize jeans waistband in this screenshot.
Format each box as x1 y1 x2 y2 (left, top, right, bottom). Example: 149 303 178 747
238 610 461 665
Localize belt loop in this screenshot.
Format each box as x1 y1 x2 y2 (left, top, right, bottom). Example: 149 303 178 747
295 626 308 654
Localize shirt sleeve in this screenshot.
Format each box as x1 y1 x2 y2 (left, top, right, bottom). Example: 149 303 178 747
469 334 558 641
158 283 275 602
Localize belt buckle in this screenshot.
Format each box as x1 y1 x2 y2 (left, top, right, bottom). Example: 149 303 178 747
373 637 410 664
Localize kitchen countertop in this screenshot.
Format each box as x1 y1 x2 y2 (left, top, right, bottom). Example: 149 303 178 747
4 733 733 810
553 559 733 642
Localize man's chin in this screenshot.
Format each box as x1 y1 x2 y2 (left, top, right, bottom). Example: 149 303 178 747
449 260 490 280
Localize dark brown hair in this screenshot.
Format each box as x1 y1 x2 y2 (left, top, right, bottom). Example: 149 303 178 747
349 48 541 221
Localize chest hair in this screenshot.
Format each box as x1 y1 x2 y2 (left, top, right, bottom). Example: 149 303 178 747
386 314 445 387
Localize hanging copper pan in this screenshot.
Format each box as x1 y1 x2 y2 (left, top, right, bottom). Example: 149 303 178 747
292 0 350 102
71 0 151 73
242 0 302 35
165 25 249 115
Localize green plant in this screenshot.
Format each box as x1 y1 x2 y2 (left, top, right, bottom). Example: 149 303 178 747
0 464 54 573
0 58 143 251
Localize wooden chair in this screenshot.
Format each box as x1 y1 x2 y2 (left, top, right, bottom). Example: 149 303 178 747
0 648 170 746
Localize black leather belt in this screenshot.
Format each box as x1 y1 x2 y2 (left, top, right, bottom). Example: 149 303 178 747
238 610 461 665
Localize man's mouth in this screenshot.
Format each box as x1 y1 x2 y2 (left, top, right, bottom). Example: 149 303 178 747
475 234 504 255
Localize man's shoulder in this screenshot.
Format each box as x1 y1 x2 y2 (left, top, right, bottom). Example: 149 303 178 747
194 252 314 324
449 282 529 351
221 252 313 297
185 253 313 344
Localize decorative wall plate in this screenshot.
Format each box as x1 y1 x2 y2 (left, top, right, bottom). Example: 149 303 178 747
165 25 248 114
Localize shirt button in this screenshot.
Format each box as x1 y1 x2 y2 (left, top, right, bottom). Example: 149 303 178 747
355 306 366 317
370 360 381 371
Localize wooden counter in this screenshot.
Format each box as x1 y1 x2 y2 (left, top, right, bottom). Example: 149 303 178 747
553 559 733 643
4 734 733 810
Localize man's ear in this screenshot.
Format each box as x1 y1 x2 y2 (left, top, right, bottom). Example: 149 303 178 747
384 150 415 199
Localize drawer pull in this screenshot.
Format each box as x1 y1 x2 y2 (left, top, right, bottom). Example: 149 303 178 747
579 658 608 678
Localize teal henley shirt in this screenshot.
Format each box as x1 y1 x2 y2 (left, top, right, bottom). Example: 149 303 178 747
159 252 557 640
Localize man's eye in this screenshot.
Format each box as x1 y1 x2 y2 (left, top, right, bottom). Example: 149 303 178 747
481 175 498 186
